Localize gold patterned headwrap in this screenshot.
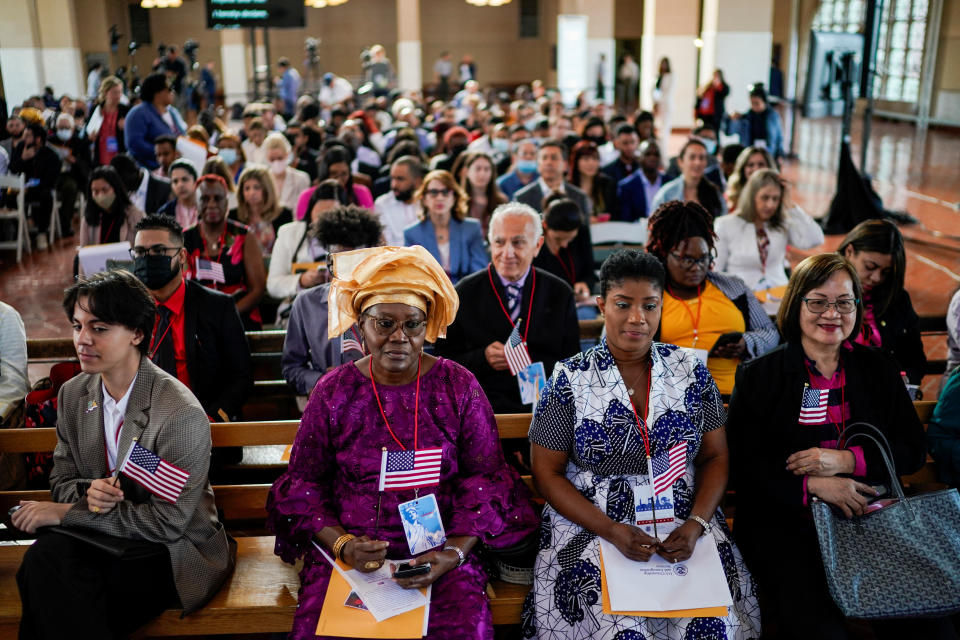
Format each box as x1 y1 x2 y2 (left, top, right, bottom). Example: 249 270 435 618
327 246 460 343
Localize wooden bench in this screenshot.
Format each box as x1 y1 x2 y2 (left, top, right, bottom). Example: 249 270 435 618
0 404 942 635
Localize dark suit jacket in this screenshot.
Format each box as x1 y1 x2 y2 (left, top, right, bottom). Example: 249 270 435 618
875 289 926 385
51 357 236 614
403 217 488 284
600 157 639 186
514 180 592 218
727 341 925 573
181 280 253 421
615 170 665 221
532 223 596 291
145 172 172 215
434 266 580 413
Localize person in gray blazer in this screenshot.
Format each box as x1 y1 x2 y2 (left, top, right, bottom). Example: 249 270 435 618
13 269 235 639
514 139 593 219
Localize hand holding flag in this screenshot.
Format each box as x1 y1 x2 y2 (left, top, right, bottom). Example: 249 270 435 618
119 442 189 503
504 320 532 376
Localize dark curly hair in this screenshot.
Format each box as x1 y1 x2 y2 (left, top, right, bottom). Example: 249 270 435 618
313 204 383 250
599 249 665 297
62 269 156 356
135 214 184 244
646 200 716 264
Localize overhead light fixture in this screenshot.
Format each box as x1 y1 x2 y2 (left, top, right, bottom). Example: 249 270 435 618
141 0 182 7
305 0 349 6
466 0 512 6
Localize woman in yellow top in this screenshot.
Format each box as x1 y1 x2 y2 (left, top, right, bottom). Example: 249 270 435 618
646 200 780 394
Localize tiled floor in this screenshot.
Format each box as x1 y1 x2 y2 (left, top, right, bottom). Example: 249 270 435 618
3 116 959 395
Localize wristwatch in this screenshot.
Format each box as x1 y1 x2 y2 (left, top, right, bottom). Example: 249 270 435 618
689 515 712 535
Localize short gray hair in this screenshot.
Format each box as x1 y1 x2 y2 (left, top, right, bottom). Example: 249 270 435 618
487 202 543 244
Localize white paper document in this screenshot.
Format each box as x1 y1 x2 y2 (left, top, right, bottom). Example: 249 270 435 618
77 242 132 275
599 535 733 612
313 541 431 622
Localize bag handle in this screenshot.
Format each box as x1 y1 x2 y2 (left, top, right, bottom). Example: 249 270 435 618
838 422 913 514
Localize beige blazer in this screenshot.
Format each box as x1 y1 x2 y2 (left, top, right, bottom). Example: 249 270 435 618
50 357 235 614
78 204 146 248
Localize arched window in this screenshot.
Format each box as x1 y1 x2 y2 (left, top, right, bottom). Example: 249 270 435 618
811 0 929 104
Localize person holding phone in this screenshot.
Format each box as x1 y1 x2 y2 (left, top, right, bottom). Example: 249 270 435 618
725 253 949 639
524 249 760 639
268 246 538 640
647 200 779 395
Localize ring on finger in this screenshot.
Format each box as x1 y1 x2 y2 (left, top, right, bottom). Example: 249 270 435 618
364 560 381 570
92 505 101 513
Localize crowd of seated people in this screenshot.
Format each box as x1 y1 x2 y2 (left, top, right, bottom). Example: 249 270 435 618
4 54 960 640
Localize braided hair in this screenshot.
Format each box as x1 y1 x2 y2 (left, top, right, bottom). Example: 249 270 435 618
646 200 716 264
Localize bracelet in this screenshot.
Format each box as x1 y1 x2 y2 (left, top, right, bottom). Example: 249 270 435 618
331 533 356 562
443 544 466 567
689 515 712 536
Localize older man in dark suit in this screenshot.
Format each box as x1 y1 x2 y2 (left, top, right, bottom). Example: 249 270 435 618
514 139 592 217
435 201 580 415
13 269 235 638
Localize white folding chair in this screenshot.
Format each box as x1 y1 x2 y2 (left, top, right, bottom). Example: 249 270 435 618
49 190 63 245
590 221 648 247
0 173 32 262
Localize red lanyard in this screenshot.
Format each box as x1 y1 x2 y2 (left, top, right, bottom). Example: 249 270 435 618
100 215 118 244
199 227 227 289
487 264 536 342
369 354 421 451
625 361 654 457
805 363 847 446
557 248 576 285
667 283 703 347
148 308 174 361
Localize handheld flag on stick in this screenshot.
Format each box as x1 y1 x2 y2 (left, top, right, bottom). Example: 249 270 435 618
119 442 189 503
504 320 532 376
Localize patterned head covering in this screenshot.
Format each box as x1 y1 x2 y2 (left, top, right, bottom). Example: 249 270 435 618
328 246 459 342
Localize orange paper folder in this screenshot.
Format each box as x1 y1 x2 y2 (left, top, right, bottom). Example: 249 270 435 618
315 562 429 638
598 547 728 619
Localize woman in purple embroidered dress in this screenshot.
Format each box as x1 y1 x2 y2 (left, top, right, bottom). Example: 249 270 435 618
267 245 539 639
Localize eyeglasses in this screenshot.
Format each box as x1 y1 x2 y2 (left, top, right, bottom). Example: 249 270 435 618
669 252 712 268
424 188 452 198
129 245 182 259
362 314 428 337
802 298 859 315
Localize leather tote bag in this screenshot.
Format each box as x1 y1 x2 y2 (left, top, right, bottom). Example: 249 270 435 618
811 422 960 619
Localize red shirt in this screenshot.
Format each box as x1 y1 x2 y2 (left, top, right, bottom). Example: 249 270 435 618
151 278 191 388
98 109 120 166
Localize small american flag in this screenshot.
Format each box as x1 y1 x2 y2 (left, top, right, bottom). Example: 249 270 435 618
120 442 190 503
379 448 443 491
195 258 225 284
504 321 532 376
799 386 829 424
652 442 687 495
340 327 363 356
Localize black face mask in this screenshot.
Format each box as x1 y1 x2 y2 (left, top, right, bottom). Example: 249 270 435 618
394 187 415 202
449 143 467 157
586 135 606 147
134 254 180 290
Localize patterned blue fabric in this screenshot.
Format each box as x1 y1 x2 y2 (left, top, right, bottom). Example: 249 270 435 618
524 339 761 639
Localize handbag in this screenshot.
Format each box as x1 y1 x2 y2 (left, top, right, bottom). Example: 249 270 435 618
811 421 960 619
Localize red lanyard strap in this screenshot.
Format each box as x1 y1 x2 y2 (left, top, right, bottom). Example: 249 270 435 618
148 313 174 361
486 264 536 342
625 360 653 458
667 283 703 346
369 354 421 451
804 363 847 446
557 249 576 285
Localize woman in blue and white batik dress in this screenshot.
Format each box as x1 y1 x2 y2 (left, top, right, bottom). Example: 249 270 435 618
521 249 760 640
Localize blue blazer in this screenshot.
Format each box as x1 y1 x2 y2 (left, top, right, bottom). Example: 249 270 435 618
124 102 187 169
403 217 488 284
616 170 665 222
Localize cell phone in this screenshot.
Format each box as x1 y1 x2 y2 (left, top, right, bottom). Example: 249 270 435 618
393 562 431 578
713 332 743 348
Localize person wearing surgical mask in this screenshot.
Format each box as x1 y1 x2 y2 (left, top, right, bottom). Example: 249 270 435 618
215 132 245 184
131 214 253 445
79 165 145 251
230 165 293 256
260 131 310 211
496 136 539 199
50 112 92 238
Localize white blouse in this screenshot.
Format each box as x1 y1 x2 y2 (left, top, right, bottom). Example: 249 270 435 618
714 205 824 290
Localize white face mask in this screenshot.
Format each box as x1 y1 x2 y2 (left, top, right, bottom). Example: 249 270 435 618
269 159 287 175
56 129 72 141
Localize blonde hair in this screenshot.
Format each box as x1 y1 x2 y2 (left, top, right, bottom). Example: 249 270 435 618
236 166 281 223
725 146 776 211
97 76 124 105
736 169 788 230
202 156 236 193
262 131 292 156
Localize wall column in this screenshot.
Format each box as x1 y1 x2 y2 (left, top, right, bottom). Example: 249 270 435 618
556 0 616 105
220 29 250 105
396 0 422 93
700 0 774 116
37 0 86 100
641 0 699 132
0 1 45 109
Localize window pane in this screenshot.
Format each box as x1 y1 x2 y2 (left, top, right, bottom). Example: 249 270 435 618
894 0 911 20
891 21 909 48
878 20 888 46
909 21 925 49
906 49 923 76
834 1 847 23
847 22 860 33
849 0 865 25
888 48 905 71
876 48 886 71
902 77 919 101
885 75 903 100
913 0 928 19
